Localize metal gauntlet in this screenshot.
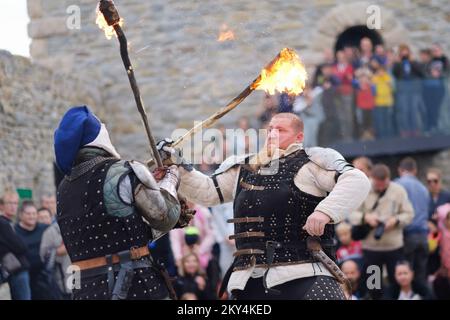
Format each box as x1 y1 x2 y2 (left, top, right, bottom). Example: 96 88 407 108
157 165 180 200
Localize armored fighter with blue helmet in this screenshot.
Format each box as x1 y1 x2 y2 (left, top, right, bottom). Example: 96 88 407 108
54 106 188 300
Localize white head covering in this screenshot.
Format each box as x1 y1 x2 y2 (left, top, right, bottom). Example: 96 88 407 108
85 123 121 159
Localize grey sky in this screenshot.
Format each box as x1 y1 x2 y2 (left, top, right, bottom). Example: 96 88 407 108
0 0 30 57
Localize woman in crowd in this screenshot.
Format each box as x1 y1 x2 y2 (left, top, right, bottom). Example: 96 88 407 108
386 261 432 300
174 253 215 300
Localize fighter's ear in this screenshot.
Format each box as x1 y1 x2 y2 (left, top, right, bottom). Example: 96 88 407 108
296 130 304 143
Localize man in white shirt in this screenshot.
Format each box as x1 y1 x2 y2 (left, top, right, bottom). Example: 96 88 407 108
159 112 370 300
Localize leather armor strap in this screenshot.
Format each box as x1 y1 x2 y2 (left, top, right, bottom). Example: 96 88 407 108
263 241 282 295
227 216 264 223
212 175 224 204
73 246 150 271
233 248 265 257
239 178 265 191
80 259 152 278
229 231 265 240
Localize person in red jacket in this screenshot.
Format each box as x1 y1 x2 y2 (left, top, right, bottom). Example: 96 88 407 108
335 222 362 265
333 50 355 142
353 68 376 140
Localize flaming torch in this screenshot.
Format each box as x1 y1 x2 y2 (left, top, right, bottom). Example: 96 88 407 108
96 0 162 167
172 48 307 148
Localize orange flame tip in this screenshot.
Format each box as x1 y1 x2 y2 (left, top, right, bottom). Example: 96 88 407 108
252 48 307 95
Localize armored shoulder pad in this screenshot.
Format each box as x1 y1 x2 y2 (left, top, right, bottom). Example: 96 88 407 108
305 147 353 174
105 160 130 182
104 160 134 217
128 160 158 190
213 153 253 176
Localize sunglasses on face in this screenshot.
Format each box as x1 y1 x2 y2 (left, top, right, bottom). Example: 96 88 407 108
427 179 439 184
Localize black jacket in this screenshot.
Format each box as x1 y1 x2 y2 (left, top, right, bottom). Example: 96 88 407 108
393 59 424 79
385 281 434 300
174 273 215 300
0 216 30 272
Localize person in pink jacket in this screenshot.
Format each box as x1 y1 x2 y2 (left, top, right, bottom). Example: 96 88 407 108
436 203 450 275
431 203 450 299
170 202 215 272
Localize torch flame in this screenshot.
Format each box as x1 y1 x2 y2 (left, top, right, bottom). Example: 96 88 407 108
217 24 235 42
96 5 124 40
252 48 307 95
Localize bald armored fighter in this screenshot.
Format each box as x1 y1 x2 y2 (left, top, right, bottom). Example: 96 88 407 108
159 113 370 300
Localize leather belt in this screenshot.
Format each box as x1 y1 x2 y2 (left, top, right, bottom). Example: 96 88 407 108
229 231 265 240
239 179 265 191
233 248 265 257
73 246 150 271
80 259 152 278
227 217 264 223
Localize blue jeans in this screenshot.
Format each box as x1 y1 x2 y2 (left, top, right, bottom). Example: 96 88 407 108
374 106 393 138
8 271 31 300
422 79 445 133
337 94 354 141
395 80 424 136
404 233 429 289
303 118 322 147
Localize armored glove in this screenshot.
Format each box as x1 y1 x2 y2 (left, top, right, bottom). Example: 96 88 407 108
156 138 193 172
156 165 180 199
156 138 176 166
152 164 195 229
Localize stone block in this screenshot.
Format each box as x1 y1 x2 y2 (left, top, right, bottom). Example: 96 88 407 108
28 17 69 39
27 0 44 19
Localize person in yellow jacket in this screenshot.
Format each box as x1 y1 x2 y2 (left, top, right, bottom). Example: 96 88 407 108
371 58 395 138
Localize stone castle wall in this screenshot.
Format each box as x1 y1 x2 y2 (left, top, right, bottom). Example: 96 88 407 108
0 50 102 198
2 0 450 197
26 0 450 160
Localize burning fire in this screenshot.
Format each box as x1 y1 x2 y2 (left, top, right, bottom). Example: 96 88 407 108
217 24 235 42
96 5 124 40
252 48 307 95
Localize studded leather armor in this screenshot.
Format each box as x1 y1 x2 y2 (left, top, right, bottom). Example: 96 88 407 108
230 149 336 271
57 149 168 300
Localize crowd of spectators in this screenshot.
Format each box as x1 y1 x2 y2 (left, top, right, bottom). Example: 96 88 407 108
258 38 450 146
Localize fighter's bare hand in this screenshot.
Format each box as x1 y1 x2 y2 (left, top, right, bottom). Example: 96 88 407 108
303 211 331 236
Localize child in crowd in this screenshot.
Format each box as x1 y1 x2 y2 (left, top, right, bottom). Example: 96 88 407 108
353 68 376 140
336 222 363 265
371 58 394 138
